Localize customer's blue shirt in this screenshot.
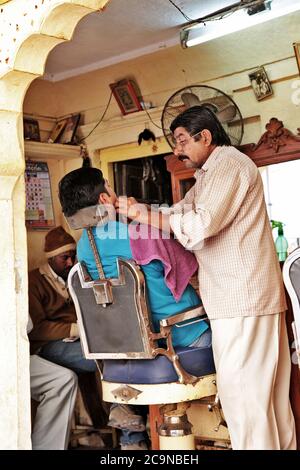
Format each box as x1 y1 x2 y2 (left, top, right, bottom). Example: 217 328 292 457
77 221 208 348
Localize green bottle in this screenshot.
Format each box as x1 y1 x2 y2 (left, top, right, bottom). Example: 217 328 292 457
271 220 288 262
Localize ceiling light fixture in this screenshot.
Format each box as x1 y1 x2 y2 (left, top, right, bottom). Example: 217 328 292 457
180 0 300 48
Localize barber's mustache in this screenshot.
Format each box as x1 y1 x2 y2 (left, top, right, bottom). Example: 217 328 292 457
178 154 189 162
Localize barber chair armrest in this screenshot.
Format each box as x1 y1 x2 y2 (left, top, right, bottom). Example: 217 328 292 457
159 305 206 328
153 305 207 385
148 304 206 343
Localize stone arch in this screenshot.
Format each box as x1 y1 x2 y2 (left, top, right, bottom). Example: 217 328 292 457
0 0 110 449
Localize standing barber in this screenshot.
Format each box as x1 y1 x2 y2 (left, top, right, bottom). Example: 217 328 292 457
116 105 296 450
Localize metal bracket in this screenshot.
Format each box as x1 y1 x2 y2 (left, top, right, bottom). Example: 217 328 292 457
207 393 227 432
111 384 142 402
93 279 113 307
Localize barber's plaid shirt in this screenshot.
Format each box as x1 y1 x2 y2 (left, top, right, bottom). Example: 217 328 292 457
170 146 287 320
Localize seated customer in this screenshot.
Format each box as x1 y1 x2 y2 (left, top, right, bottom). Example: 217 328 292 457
28 226 96 372
28 226 106 429
58 167 212 450
28 316 78 450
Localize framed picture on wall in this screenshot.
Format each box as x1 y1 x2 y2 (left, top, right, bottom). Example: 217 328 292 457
110 79 143 115
48 118 68 143
59 114 80 144
23 118 40 142
293 42 300 74
248 66 273 101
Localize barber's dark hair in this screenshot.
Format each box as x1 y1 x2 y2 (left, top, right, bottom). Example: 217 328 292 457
170 105 231 146
59 167 107 216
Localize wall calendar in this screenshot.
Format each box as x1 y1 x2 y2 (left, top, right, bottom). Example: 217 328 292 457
25 161 55 229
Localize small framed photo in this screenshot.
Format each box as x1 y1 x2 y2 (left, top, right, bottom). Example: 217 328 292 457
23 118 40 142
59 114 80 144
248 66 273 101
293 42 300 75
48 119 68 143
110 79 142 115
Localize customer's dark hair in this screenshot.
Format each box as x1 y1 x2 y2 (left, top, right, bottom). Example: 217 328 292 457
59 167 107 216
170 105 231 146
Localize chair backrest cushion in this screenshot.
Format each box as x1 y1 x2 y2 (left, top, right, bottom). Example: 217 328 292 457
68 261 155 359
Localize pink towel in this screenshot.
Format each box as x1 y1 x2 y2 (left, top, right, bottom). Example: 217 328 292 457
128 224 198 301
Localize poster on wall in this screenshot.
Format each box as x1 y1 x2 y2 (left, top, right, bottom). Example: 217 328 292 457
25 161 55 229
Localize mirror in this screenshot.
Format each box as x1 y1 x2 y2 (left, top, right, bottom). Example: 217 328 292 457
261 160 300 252
239 117 300 254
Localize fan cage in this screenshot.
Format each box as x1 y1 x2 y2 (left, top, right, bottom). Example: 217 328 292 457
161 85 244 149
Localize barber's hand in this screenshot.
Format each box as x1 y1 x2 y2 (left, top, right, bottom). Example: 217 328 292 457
116 196 141 221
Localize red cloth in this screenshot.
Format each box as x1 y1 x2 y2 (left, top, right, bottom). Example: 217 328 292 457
128 224 198 301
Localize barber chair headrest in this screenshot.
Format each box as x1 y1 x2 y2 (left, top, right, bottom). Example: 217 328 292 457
65 205 109 230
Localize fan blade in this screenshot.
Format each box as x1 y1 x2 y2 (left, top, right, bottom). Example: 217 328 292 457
216 104 237 123
180 93 235 121
188 94 228 109
181 92 201 108
162 85 244 148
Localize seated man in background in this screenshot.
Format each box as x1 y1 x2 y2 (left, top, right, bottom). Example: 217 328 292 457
30 355 77 449
28 226 107 430
58 167 212 450
29 315 78 450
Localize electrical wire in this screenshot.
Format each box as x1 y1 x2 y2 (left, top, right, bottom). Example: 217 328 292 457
168 0 268 26
143 107 163 130
167 0 236 24
167 0 193 22
78 89 113 143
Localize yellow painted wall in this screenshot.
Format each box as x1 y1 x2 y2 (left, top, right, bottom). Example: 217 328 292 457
23 10 300 270
24 11 300 129
23 79 59 119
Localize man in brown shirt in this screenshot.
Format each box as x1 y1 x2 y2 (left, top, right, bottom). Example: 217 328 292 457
28 225 95 372
28 226 106 429
116 105 296 449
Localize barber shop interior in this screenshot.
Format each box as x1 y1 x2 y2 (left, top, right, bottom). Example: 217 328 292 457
1 0 300 455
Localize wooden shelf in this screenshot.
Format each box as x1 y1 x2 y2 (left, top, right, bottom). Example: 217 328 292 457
24 140 81 160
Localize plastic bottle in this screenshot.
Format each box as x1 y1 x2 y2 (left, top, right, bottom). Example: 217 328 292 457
271 220 288 262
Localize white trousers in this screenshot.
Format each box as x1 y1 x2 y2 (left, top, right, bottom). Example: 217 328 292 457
210 313 296 450
30 355 78 450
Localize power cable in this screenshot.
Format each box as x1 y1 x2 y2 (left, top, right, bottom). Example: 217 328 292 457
143 107 163 130
78 89 113 143
167 0 193 22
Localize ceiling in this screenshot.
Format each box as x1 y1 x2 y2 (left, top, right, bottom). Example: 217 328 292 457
44 0 235 81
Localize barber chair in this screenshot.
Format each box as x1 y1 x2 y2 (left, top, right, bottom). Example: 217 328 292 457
66 207 229 449
283 248 300 369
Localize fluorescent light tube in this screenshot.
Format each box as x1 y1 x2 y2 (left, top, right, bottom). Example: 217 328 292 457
181 0 300 48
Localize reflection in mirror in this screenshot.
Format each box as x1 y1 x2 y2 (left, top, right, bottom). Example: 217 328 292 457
261 160 300 253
